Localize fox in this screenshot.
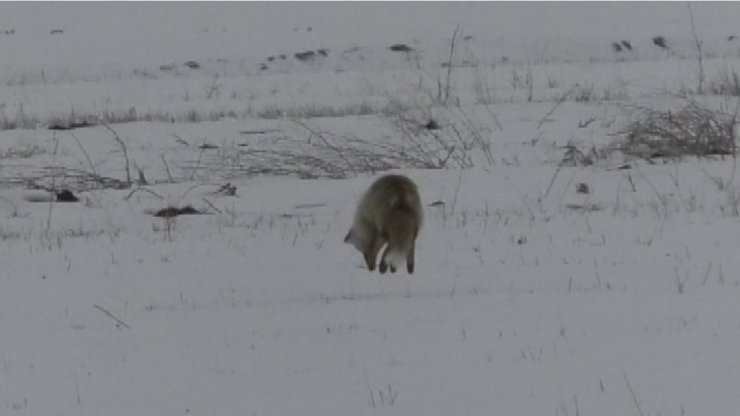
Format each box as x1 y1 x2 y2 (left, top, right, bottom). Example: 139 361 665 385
344 174 422 274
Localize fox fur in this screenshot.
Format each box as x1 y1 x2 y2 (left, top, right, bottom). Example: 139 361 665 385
344 174 422 274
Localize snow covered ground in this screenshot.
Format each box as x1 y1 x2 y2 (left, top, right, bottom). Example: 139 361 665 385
2 2 740 415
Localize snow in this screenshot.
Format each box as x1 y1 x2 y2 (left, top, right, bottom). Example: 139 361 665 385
2 2 740 415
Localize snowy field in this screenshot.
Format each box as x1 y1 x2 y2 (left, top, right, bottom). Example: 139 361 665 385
3 2 740 415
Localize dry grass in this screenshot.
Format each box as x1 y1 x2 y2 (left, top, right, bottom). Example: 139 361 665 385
617 99 738 159
257 102 381 120
180 120 465 180
706 67 740 97
0 167 130 192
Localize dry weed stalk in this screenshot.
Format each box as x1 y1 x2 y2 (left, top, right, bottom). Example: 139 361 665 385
98 119 132 187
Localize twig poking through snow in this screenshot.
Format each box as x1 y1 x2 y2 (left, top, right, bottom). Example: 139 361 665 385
537 84 579 130
202 197 222 214
93 304 131 329
69 131 97 177
161 154 174 183
624 374 646 416
123 187 164 201
450 169 463 215
98 119 132 188
687 2 704 95
441 24 461 106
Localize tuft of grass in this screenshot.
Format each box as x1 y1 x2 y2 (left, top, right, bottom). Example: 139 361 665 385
367 384 398 408
0 145 43 160
180 117 468 181
706 67 740 96
617 99 738 159
256 101 381 120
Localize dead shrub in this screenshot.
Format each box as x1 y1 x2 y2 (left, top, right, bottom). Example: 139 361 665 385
182 121 458 180
617 99 738 159
559 142 605 167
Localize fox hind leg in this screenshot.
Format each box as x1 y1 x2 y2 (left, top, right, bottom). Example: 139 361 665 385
379 244 400 274
364 252 376 271
406 242 415 274
378 244 389 274
365 235 385 272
